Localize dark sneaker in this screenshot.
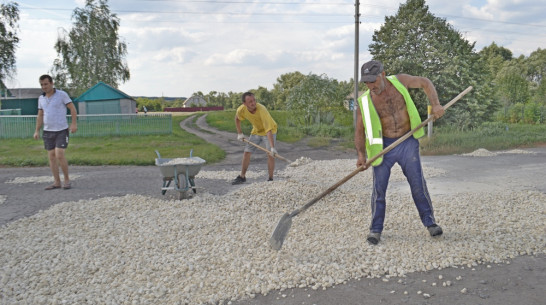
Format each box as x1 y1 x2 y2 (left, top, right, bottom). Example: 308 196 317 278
231 175 246 185
267 177 273 181
427 224 443 237
367 232 381 245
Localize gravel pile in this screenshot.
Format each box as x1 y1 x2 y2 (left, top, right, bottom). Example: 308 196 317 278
461 148 536 157
1 159 544 304
160 158 205 166
197 170 266 181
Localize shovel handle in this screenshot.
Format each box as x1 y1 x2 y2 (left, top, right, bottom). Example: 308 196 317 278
242 138 292 163
290 86 473 217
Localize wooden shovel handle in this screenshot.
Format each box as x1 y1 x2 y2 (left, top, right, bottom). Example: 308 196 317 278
290 86 473 217
242 138 292 163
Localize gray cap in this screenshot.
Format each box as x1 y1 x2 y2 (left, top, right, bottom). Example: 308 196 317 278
360 60 384 83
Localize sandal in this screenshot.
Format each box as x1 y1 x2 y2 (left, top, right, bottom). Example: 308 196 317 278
63 183 72 190
45 184 61 190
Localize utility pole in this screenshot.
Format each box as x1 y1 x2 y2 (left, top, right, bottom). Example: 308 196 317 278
353 0 360 126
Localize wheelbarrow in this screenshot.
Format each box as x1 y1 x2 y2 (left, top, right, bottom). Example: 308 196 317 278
155 150 206 199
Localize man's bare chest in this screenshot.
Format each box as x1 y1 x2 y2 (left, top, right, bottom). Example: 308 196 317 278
372 89 407 118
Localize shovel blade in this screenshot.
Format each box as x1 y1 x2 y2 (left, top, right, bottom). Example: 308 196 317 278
269 213 292 251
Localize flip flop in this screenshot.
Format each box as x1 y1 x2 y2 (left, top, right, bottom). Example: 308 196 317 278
45 184 61 190
63 183 71 190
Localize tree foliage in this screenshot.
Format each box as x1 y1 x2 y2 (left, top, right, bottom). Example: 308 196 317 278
368 0 496 129
0 1 19 84
286 73 350 126
51 0 130 97
271 71 306 110
479 42 513 79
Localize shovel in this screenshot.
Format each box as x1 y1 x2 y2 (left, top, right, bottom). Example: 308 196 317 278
269 86 473 250
242 138 292 163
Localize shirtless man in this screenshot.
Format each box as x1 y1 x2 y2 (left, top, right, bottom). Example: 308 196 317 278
354 60 444 245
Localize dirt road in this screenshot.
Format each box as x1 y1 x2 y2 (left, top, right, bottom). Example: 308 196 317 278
0 114 544 305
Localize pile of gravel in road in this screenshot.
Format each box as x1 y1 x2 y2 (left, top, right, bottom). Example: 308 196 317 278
0 159 544 304
462 148 537 157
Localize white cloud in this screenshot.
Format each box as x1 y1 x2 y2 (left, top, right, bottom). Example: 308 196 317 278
8 0 546 96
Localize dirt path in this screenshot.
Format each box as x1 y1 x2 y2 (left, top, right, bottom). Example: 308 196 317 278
0 115 544 305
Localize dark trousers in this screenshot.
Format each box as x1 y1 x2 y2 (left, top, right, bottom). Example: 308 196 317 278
370 136 436 233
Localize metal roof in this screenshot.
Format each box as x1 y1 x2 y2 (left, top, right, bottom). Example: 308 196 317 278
74 82 133 102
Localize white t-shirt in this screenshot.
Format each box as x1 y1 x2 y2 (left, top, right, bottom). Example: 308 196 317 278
38 89 73 131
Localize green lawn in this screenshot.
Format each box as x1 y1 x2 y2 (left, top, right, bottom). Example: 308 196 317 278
1 111 545 167
0 115 225 167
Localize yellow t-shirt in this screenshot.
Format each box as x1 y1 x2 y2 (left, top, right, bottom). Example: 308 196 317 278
236 103 278 136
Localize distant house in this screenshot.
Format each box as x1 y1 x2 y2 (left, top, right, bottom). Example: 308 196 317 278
183 95 207 108
0 87 46 115
345 90 365 111
74 82 136 115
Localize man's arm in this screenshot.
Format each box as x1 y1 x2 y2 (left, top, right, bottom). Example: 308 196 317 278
396 74 445 119
67 102 78 133
234 115 242 134
33 109 44 140
354 106 369 170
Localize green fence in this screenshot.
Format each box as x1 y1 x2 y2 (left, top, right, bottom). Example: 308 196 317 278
0 113 172 139
0 108 21 115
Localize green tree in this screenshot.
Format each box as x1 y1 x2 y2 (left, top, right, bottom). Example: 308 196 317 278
496 57 530 105
527 48 546 104
286 73 349 126
0 1 19 85
51 0 130 97
368 0 496 128
271 71 306 110
479 42 513 79
252 86 274 109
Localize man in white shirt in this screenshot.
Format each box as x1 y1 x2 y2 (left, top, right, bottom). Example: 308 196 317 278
33 74 78 190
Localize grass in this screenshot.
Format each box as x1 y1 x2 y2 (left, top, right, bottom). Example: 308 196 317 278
1 111 545 167
420 123 546 155
0 115 225 167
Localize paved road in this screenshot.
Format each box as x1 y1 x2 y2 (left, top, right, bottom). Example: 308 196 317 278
1 114 544 305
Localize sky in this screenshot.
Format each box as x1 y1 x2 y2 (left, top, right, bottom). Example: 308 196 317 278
5 0 546 98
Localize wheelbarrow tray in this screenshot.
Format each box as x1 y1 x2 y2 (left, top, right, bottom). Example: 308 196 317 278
155 157 206 179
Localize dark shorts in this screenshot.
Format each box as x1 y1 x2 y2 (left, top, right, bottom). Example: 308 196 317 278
43 129 69 151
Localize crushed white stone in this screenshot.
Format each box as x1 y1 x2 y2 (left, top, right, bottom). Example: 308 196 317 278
5 174 81 184
0 195 5 206
0 159 544 304
196 170 267 181
461 148 536 157
160 157 205 166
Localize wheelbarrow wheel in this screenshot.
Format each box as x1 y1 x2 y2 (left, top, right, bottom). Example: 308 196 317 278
178 190 189 200
177 175 190 200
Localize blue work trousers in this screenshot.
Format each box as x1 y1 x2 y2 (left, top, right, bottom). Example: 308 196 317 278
370 136 436 233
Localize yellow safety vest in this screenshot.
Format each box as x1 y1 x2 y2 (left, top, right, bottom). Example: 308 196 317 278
358 75 424 166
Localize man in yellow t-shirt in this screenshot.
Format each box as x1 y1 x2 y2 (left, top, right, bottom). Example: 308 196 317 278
232 92 278 185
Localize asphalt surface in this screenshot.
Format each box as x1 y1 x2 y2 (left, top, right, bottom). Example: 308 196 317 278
1 114 544 305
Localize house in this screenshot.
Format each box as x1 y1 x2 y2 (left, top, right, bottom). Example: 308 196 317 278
345 90 365 111
0 87 46 115
74 82 136 115
183 95 207 108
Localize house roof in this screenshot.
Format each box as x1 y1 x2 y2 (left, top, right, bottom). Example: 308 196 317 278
2 88 43 99
74 82 133 102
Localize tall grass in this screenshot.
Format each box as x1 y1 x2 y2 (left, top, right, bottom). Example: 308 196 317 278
420 122 546 155
0 116 225 167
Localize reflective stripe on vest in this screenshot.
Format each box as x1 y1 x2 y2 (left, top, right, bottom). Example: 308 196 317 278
357 75 424 166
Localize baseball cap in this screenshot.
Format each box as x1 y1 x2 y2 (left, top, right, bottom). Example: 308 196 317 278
360 60 384 83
